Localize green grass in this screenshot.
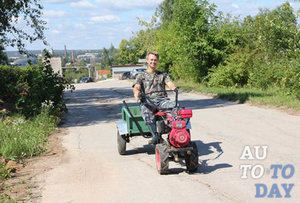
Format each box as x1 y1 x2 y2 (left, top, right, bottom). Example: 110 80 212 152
0 108 57 202
176 80 300 112
0 108 56 200
0 163 11 180
0 109 56 162
0 193 16 203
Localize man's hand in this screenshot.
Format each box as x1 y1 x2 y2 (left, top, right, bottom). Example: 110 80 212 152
134 91 141 102
133 84 141 102
166 81 177 91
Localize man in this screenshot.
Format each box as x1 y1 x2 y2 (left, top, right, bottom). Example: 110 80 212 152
133 51 177 144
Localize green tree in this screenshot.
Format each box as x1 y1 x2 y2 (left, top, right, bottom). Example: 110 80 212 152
117 39 133 65
155 0 175 25
254 2 298 56
163 0 223 81
0 0 47 54
117 37 146 65
100 48 111 69
100 46 119 69
206 2 299 97
0 45 8 65
108 44 119 65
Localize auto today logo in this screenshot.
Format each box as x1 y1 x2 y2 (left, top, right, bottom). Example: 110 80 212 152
240 146 295 198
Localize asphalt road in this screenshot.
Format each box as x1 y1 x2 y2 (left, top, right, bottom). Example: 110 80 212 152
39 79 300 203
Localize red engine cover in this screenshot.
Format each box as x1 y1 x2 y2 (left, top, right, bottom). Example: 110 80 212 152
169 121 190 148
178 109 192 119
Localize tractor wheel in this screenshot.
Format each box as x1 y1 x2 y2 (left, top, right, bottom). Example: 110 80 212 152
185 142 198 172
117 130 126 155
155 144 169 174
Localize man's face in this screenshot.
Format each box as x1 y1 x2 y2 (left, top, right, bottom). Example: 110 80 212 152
146 54 158 70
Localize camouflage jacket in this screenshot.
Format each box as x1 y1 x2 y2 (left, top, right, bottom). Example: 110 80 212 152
133 70 173 97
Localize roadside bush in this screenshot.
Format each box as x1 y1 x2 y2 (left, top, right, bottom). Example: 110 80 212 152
206 47 254 87
206 50 300 98
0 51 74 117
0 52 67 184
249 56 300 98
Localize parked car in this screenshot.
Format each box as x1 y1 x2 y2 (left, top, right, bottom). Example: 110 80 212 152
120 71 131 80
80 77 92 83
130 68 146 79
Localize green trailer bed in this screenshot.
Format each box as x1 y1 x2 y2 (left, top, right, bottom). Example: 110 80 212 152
116 105 150 135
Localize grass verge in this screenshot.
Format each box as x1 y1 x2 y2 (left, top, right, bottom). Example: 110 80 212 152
0 110 56 161
0 107 57 201
176 81 300 112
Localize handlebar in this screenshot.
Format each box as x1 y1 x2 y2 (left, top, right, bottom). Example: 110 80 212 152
139 88 179 108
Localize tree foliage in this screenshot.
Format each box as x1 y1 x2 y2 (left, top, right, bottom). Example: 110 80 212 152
206 2 299 97
99 45 119 69
0 0 47 54
117 0 300 98
0 45 8 65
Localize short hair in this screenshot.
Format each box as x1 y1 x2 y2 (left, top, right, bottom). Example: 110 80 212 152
146 51 159 60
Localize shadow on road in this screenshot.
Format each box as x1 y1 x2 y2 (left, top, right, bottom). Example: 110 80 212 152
124 140 232 175
61 87 239 127
61 87 132 127
125 144 155 155
179 99 237 110
168 140 232 175
194 140 232 174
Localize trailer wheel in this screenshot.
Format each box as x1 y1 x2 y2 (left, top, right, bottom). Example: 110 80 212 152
155 144 169 174
185 142 198 172
117 130 126 155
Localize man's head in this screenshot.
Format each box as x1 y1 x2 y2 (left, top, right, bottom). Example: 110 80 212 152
146 51 159 72
146 51 159 60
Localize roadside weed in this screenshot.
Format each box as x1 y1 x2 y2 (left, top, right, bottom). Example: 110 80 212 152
0 108 56 161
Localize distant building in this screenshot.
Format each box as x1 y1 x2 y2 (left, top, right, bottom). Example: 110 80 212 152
11 57 38 67
49 57 63 76
97 70 111 80
110 65 145 79
77 53 97 60
138 59 146 63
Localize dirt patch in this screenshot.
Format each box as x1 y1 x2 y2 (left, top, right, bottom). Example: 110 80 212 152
0 128 67 202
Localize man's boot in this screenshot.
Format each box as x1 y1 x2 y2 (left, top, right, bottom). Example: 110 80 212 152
148 133 158 145
147 123 158 145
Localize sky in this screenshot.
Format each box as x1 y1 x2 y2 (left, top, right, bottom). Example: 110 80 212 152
5 0 300 51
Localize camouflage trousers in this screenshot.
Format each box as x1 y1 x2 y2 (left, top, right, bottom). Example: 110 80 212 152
140 97 175 125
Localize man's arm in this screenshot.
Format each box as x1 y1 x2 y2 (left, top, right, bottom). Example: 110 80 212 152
133 84 141 102
166 81 176 91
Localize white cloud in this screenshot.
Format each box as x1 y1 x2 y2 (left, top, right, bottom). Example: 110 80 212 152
214 0 230 3
89 15 121 23
44 10 66 17
42 0 78 3
52 30 61 34
231 4 239 9
74 23 86 29
124 26 134 33
71 1 96 9
95 0 163 10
